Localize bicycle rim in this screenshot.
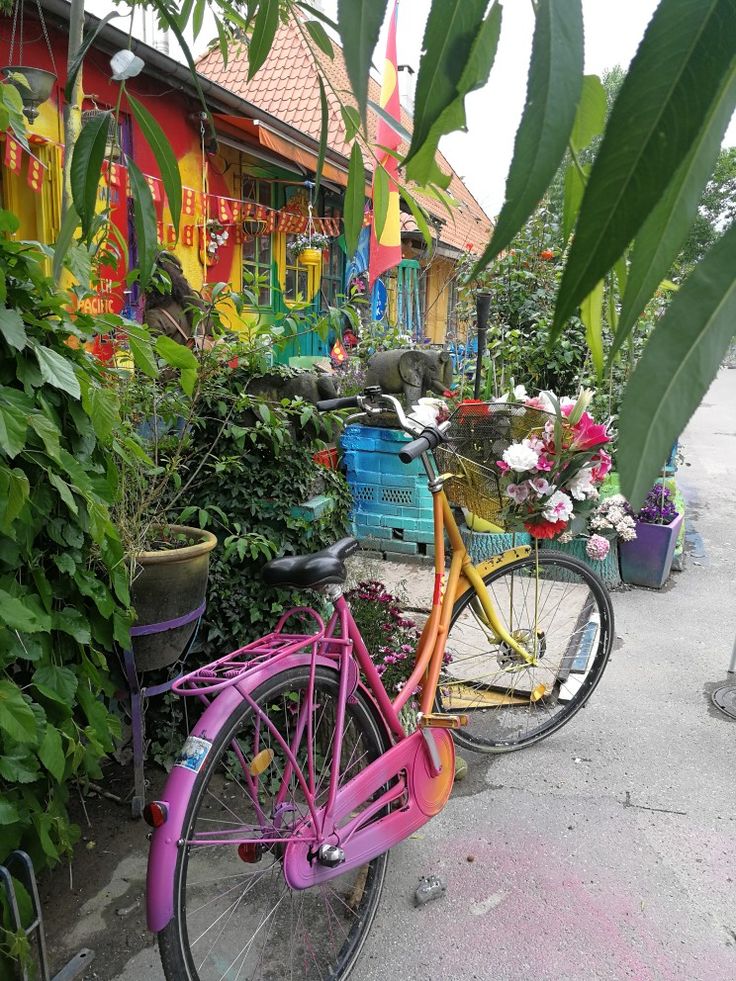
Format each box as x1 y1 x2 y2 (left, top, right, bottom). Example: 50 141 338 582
437 552 613 752
159 666 391 980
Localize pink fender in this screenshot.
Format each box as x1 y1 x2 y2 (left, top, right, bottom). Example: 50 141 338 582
146 653 372 933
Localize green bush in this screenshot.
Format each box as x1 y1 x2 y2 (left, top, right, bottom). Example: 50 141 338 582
0 214 132 875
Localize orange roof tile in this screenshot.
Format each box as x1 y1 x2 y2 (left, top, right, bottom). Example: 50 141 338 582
197 19 492 254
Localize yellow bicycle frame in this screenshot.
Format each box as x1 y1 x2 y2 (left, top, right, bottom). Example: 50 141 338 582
391 482 537 718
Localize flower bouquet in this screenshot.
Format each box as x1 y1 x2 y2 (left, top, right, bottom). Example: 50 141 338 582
286 232 330 263
437 388 612 541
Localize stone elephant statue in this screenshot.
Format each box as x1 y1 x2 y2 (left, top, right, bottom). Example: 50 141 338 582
364 349 453 406
244 369 337 405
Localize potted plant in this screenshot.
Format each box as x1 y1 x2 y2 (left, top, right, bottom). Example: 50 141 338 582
619 483 683 589
287 231 330 265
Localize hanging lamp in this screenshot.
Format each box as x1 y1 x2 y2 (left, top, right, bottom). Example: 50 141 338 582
2 0 58 122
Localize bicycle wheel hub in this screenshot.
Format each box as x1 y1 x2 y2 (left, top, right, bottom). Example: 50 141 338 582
498 629 546 665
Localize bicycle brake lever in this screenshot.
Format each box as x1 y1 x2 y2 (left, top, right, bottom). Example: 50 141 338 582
344 412 368 425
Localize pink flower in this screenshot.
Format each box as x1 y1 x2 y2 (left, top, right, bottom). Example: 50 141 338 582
543 490 573 522
529 477 552 495
507 482 530 503
535 454 553 472
570 412 610 451
591 449 612 482
585 535 610 561
497 460 510 473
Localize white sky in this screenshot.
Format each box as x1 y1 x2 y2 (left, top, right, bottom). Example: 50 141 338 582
89 0 736 219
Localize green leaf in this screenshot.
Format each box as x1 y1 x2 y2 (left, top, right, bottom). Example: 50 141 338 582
341 105 361 142
127 328 158 378
180 367 197 397
53 608 91 645
314 76 329 201
127 159 158 289
472 0 583 274
64 11 120 102
155 334 198 370
0 588 49 632
0 802 20 824
398 184 434 252
127 93 183 239
570 74 606 152
373 164 390 243
52 205 81 285
0 681 37 744
70 111 110 238
0 306 27 350
83 384 120 440
33 665 78 705
248 0 279 80
614 65 736 357
0 748 39 783
366 100 413 145
215 16 230 67
562 160 589 243
618 220 736 507
337 0 388 124
48 471 79 515
405 1 501 186
579 280 604 379
77 687 114 752
553 0 736 336
0 403 28 458
343 141 366 259
305 19 333 58
29 413 61 461
32 343 81 399
38 725 65 782
0 466 29 529
54 553 76 576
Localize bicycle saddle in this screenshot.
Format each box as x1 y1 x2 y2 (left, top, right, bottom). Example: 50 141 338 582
262 537 359 589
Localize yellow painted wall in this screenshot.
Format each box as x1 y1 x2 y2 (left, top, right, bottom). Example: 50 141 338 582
424 256 457 343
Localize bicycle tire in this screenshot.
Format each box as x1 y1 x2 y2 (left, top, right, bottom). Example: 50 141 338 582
436 551 613 753
158 665 391 981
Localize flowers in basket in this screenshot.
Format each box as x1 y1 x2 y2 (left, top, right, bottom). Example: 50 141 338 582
491 389 612 540
286 232 330 263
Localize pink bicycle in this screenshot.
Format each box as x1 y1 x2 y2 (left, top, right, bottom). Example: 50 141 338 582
145 391 613 979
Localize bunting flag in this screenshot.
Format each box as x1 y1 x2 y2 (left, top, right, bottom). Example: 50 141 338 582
182 187 196 216
331 338 348 364
217 197 233 223
182 225 195 247
4 135 23 175
278 210 307 233
368 0 402 286
146 175 162 202
27 156 45 192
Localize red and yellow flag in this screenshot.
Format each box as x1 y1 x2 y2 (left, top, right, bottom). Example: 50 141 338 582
368 0 402 286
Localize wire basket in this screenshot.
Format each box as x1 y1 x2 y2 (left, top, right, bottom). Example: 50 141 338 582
434 401 554 529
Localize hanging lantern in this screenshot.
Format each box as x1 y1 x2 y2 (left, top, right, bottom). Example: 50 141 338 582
3 1 58 123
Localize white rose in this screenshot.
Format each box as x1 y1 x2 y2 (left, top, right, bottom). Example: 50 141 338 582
502 441 539 472
408 398 446 427
513 384 528 401
568 468 596 501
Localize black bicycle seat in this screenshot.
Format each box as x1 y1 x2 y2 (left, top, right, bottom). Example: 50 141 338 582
262 537 359 589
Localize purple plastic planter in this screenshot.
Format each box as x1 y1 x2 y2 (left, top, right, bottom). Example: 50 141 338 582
619 514 683 589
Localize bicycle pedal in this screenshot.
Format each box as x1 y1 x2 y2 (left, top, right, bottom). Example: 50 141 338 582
417 713 469 729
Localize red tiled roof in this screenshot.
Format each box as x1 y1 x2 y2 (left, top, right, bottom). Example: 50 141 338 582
197 19 492 254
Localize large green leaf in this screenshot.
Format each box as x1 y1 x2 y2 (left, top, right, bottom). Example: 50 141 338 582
553 0 736 337
618 220 736 507
31 343 81 399
33 665 78 705
38 725 65 782
126 327 158 378
52 205 81 285
570 74 606 152
155 334 198 370
343 141 366 258
314 76 329 201
82 382 120 440
579 280 604 378
0 403 28 458
337 0 388 124
127 159 157 289
64 11 120 102
127 94 183 239
305 19 334 58
472 0 583 275
405 2 502 187
398 184 434 252
248 0 279 80
373 164 390 242
614 66 736 357
0 465 29 529
0 681 37 745
70 111 110 238
29 413 61 461
562 161 589 242
0 306 27 350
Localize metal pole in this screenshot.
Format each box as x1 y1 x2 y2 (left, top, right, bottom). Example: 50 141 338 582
473 290 491 399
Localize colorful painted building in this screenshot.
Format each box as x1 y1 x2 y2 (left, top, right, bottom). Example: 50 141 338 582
1 0 492 355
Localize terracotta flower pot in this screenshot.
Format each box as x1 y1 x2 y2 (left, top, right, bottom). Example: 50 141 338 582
619 514 683 589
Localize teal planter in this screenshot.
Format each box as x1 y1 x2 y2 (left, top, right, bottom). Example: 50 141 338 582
461 530 532 564
540 536 622 589
619 514 683 589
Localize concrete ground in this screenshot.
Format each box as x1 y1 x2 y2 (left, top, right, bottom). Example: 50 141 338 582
49 370 735 980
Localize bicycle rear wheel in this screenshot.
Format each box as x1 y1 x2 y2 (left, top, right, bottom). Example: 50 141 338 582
158 666 391 980
436 551 613 752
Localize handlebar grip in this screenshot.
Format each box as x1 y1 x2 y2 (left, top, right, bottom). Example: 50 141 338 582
398 426 444 464
315 395 361 412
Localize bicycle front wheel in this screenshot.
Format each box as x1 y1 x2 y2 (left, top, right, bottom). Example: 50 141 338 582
158 666 391 980
436 551 613 752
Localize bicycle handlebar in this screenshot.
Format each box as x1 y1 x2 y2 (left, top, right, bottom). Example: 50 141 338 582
315 395 361 412
398 426 445 463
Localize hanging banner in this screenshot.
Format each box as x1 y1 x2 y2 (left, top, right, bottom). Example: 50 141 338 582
27 157 45 192
182 225 195 247
4 135 22 175
182 187 196 216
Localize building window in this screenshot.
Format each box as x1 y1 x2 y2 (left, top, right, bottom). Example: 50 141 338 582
242 177 273 306
320 238 344 308
283 236 311 303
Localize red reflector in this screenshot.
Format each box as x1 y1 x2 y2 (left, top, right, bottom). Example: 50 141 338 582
238 842 262 863
143 801 168 828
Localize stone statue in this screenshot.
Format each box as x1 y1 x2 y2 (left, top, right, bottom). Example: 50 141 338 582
364 349 454 406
